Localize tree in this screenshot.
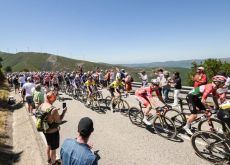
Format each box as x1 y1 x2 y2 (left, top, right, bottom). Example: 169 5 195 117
4 66 12 73
186 58 230 86
203 59 222 82
0 57 2 69
186 61 199 86
0 57 5 83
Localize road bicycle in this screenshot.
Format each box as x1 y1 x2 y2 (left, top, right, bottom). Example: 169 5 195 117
83 91 101 111
191 130 230 164
128 103 177 139
105 94 130 115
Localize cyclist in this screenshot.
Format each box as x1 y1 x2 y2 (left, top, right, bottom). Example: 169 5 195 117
135 79 165 125
183 75 227 135
109 76 124 112
85 76 96 105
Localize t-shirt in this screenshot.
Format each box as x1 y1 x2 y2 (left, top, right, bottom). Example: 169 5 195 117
193 73 207 88
22 82 36 97
60 138 97 165
33 90 44 104
19 76 26 84
173 76 182 89
13 77 19 85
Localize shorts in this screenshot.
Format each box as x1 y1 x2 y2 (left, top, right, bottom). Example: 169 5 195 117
187 94 205 114
44 131 60 150
135 95 150 107
14 84 20 89
26 96 34 105
109 87 115 97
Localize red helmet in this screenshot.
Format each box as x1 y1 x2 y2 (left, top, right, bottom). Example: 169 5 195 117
212 75 226 83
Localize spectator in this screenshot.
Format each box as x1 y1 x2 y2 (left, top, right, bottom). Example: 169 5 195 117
104 70 110 87
19 74 26 88
124 72 133 97
160 71 171 103
192 66 207 88
13 75 20 94
171 72 182 106
98 70 104 86
156 69 164 96
110 69 115 84
60 117 97 165
22 77 36 114
40 91 67 165
138 71 148 87
32 84 44 110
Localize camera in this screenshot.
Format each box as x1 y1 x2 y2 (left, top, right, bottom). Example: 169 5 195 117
62 102 66 109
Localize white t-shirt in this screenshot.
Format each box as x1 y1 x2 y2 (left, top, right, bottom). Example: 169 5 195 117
22 82 36 97
19 76 26 84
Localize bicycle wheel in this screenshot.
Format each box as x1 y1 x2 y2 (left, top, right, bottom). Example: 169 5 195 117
92 100 101 111
198 118 227 135
105 96 112 107
152 116 177 139
191 131 230 164
118 100 130 116
164 109 186 130
96 91 103 100
128 107 144 126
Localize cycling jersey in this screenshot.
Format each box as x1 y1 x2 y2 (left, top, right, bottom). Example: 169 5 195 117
109 80 123 89
189 83 217 101
85 80 95 87
135 86 160 97
135 86 160 107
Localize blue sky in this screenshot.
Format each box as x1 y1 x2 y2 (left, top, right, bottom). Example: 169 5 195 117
0 0 230 64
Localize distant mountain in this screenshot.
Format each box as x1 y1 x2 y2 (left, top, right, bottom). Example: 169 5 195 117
122 58 230 68
0 52 117 72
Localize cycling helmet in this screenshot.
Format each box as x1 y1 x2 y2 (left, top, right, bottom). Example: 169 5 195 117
151 79 159 85
212 75 226 83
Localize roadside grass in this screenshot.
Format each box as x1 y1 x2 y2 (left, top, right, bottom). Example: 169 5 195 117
0 82 9 145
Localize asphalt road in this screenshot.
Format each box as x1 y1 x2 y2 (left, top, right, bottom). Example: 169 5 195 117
53 89 210 165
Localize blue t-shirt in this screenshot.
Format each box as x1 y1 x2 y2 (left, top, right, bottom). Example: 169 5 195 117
60 138 97 165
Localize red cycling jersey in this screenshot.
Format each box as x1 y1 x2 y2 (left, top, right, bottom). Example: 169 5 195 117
135 86 160 107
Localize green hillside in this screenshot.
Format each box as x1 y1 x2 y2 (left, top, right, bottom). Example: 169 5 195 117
0 52 190 85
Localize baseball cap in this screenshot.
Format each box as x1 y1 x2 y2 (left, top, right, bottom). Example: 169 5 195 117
78 117 94 137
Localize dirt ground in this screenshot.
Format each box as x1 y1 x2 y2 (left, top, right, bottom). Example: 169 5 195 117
0 83 21 165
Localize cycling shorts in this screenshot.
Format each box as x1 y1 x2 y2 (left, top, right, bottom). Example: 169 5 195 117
135 95 151 107
187 94 205 114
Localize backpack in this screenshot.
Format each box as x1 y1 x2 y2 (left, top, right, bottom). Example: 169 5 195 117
35 106 55 132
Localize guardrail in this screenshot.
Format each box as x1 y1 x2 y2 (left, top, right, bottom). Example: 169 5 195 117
131 82 230 99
